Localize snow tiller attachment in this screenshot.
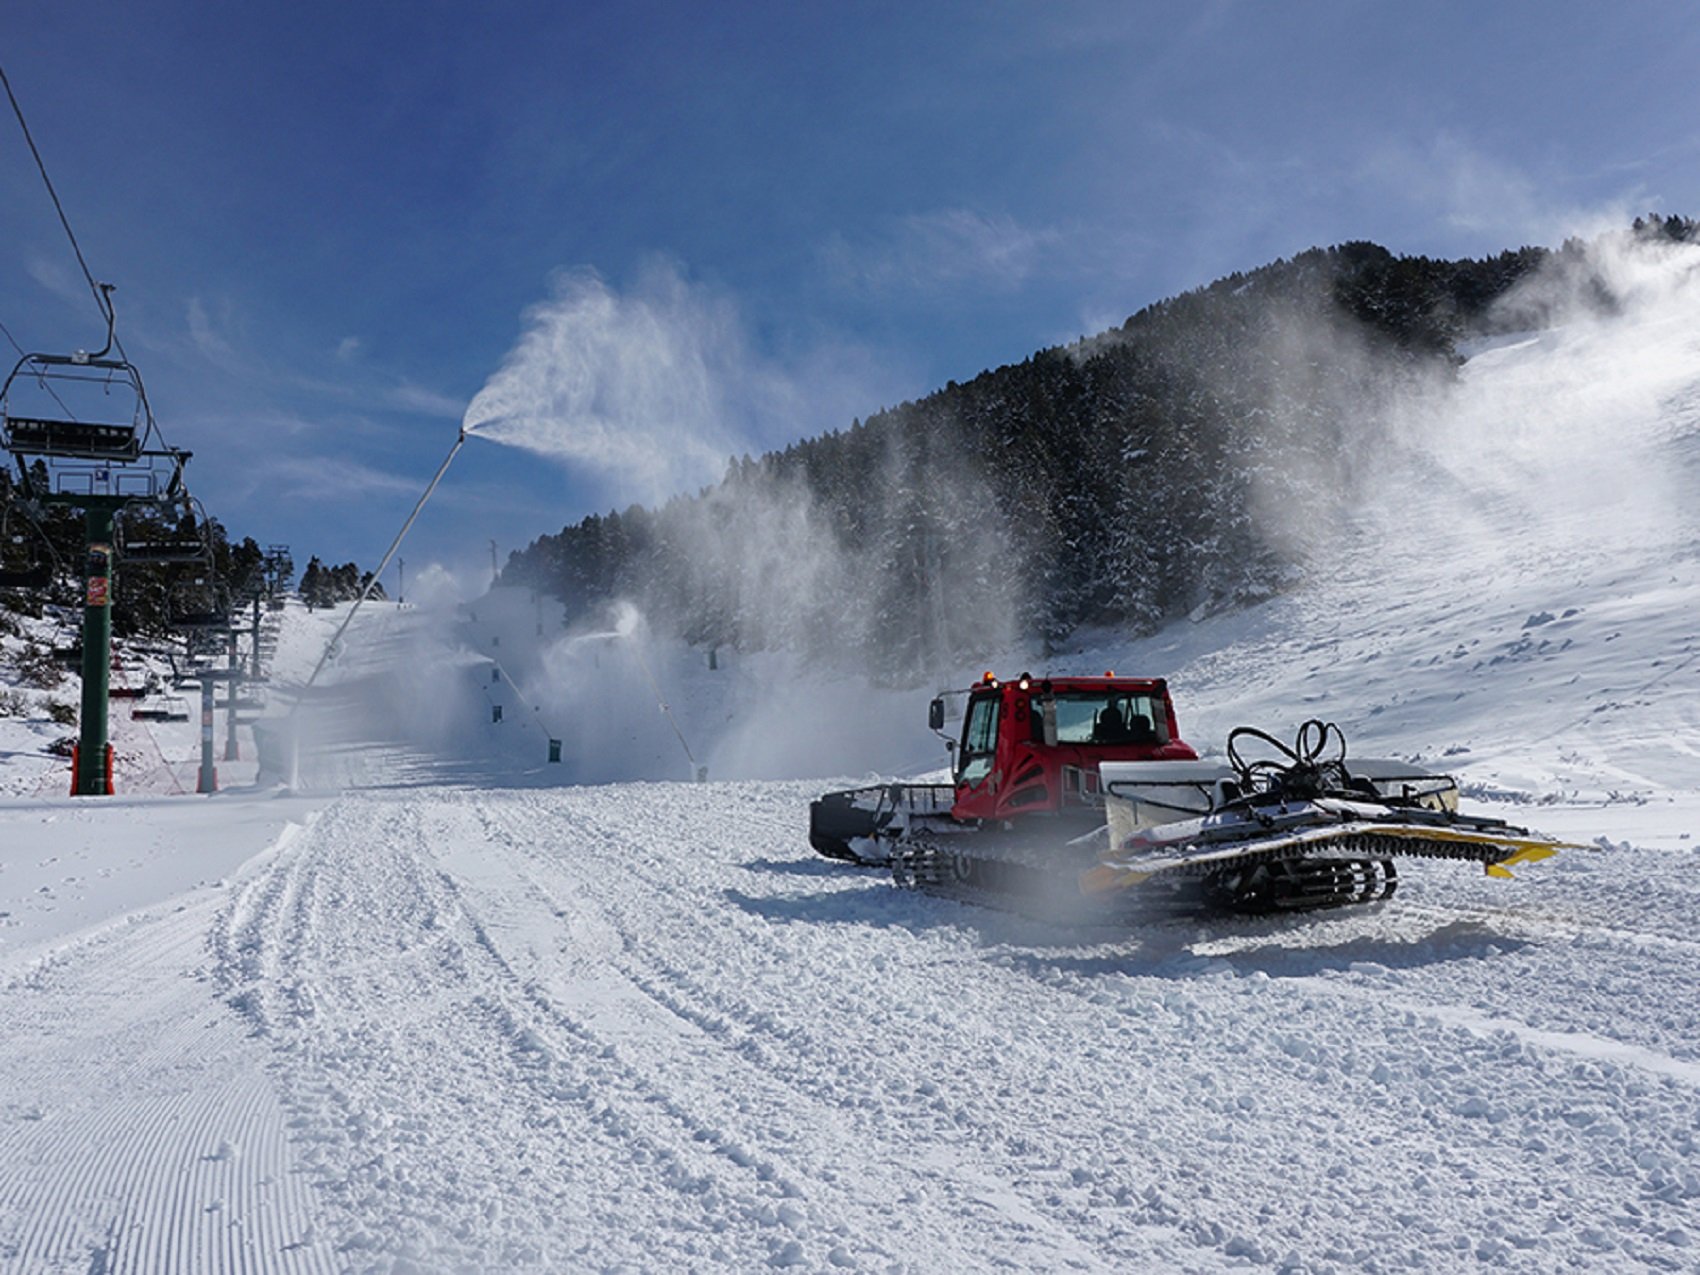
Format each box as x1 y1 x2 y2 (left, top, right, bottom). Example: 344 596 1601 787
1081 720 1572 913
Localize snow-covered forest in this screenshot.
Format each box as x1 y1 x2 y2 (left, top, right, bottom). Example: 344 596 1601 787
498 220 1698 676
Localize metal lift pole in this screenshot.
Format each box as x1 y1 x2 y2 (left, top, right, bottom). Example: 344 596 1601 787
196 675 217 793
251 592 262 679
224 626 241 762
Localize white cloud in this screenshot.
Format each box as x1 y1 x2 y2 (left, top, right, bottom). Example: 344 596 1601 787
1356 135 1642 251
186 295 244 373
388 380 466 419
240 407 322 438
337 335 363 361
823 207 1066 296
25 255 88 312
265 454 421 502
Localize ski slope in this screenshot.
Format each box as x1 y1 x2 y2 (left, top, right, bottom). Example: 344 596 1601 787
5 268 1700 1271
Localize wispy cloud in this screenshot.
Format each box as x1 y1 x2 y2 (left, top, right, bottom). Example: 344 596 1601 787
388 381 466 419
1355 134 1643 251
193 406 324 442
157 292 464 433
25 254 98 319
822 208 1067 296
186 295 245 372
264 454 422 502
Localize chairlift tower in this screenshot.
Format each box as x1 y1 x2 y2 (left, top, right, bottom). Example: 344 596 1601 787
1 322 190 796
263 544 293 595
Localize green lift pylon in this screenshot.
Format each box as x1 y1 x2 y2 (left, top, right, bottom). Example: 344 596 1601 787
2 324 190 796
72 499 120 794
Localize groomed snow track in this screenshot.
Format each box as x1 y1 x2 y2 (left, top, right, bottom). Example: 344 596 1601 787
8 774 1700 1271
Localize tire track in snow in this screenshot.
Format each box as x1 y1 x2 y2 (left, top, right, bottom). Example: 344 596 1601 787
972 892 1700 1270
564 782 1700 1272
447 786 1220 1271
155 772 1700 1274
213 794 906 1271
433 791 1138 1272
1366 882 1700 1066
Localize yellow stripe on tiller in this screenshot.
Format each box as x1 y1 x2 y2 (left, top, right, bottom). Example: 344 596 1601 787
1362 825 1566 851
1483 843 1562 878
1079 863 1148 895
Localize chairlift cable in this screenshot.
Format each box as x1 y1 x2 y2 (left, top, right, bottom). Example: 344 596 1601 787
0 316 28 358
0 62 115 334
0 315 79 421
0 63 171 454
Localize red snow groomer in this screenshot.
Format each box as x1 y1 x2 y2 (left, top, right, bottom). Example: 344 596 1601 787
809 670 1196 864
810 674 1570 915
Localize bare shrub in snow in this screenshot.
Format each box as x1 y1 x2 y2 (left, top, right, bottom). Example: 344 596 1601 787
15 642 64 689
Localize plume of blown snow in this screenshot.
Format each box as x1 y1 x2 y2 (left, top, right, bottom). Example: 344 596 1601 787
402 562 491 610
1381 228 1700 558
461 260 744 504
461 257 901 508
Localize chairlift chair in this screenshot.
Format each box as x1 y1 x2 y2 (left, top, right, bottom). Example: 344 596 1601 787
117 501 213 566
0 503 54 589
1 324 187 507
174 609 230 629
167 556 231 631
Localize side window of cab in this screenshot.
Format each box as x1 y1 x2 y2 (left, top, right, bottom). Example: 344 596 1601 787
957 694 1000 785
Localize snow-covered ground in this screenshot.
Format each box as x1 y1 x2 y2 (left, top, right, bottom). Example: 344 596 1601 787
5 262 1700 1271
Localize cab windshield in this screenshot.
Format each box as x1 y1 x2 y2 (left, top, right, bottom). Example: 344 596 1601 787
956 692 1000 785
1052 692 1166 745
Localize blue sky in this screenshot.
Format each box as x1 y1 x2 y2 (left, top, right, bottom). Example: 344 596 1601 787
5 1 1699 592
